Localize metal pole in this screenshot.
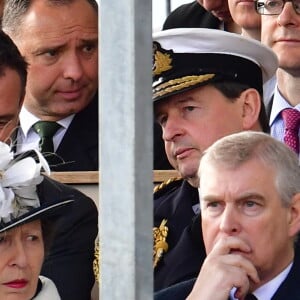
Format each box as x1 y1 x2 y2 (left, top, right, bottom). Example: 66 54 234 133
166 0 171 15
100 0 153 299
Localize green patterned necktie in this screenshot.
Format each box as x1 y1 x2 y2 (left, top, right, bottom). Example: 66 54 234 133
33 121 61 153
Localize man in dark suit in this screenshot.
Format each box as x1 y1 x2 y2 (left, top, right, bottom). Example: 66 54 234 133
155 132 300 300
258 1 300 158
0 25 98 300
2 0 99 171
152 28 278 291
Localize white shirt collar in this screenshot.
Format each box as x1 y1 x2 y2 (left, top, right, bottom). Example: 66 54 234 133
19 106 75 137
270 87 300 126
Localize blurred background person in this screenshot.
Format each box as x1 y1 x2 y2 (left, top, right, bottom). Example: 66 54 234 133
228 0 261 40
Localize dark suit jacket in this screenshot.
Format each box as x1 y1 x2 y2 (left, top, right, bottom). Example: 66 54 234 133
154 179 205 291
265 95 273 119
155 246 300 300
38 176 98 300
53 94 98 171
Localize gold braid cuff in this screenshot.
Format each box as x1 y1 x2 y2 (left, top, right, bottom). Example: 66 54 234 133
153 219 169 268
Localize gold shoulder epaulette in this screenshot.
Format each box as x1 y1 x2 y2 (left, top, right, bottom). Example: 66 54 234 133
153 219 169 268
153 177 182 194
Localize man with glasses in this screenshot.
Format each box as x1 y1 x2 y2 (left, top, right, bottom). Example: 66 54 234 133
256 0 300 14
255 0 300 157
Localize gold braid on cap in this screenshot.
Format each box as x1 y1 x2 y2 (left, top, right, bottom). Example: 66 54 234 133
93 240 100 283
153 219 169 268
153 74 215 99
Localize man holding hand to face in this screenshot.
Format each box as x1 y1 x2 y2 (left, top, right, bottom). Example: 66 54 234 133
156 132 300 300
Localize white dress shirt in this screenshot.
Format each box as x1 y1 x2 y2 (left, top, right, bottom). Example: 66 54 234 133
16 106 74 154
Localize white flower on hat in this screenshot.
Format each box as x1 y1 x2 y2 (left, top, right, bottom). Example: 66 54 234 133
0 143 13 169
0 142 50 222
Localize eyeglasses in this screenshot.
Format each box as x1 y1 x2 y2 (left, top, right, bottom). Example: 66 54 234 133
255 0 300 15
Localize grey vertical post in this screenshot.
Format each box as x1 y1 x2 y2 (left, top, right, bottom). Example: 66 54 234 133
166 0 171 15
100 0 153 299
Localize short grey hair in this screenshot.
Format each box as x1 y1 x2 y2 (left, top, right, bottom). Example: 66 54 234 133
198 131 300 207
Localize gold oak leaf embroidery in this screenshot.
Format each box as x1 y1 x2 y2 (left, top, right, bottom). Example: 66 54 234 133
153 219 169 268
153 42 173 76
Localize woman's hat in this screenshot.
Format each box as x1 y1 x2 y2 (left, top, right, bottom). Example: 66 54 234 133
0 142 73 233
152 28 278 102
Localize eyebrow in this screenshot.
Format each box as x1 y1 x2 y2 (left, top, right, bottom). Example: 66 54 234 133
202 193 265 203
79 38 98 45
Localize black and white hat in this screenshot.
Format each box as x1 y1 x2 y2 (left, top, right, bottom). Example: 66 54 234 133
0 143 73 233
152 28 278 102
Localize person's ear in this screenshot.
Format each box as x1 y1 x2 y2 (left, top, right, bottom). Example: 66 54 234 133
288 193 300 237
239 88 261 130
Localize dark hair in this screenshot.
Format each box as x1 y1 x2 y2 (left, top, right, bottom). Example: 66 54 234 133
211 81 269 133
0 30 27 100
2 0 98 38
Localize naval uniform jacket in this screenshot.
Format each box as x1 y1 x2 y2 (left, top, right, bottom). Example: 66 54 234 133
154 244 300 300
154 179 206 291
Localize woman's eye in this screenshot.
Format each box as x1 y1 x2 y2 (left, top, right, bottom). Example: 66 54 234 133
27 235 40 242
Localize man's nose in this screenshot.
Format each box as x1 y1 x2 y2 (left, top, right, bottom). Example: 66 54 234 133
219 206 241 235
62 53 84 82
162 114 184 142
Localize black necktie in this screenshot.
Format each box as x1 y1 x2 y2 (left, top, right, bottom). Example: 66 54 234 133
245 294 258 300
33 121 61 153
